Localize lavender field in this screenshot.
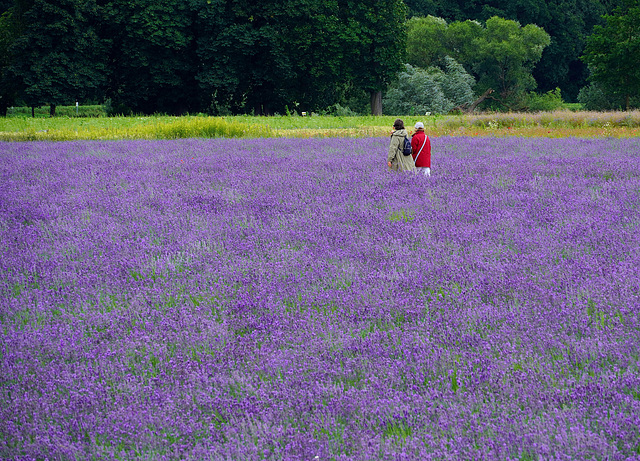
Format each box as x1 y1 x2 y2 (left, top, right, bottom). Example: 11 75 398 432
1 136 639 460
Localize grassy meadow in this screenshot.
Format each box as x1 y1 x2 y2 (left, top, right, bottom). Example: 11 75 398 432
2 109 640 141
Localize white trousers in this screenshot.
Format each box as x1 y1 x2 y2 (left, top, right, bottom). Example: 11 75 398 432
416 167 431 177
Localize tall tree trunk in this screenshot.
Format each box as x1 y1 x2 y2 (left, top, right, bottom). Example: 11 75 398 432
49 104 56 117
370 91 382 116
31 106 35 118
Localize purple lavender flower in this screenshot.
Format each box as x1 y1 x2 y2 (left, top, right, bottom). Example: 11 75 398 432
1 136 639 459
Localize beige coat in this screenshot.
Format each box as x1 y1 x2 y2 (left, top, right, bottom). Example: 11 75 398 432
387 129 416 172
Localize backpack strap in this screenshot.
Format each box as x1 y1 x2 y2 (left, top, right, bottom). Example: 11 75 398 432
393 133 406 153
391 132 401 152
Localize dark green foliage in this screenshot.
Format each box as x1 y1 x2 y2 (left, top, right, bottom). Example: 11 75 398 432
530 0 607 101
100 0 198 115
0 0 12 13
191 0 407 115
192 0 287 115
2 0 408 116
3 0 634 115
577 82 620 111
9 0 107 115
7 103 105 117
581 0 640 110
577 82 640 112
0 10 19 115
406 15 448 69
192 0 347 115
339 0 408 114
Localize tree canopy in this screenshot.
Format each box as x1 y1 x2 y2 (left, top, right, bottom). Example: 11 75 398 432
100 0 197 115
0 0 635 115
0 0 408 115
0 10 19 115
8 0 107 116
581 0 640 110
405 0 620 102
407 15 550 110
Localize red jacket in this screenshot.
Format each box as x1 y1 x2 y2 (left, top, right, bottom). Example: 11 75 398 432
411 130 431 168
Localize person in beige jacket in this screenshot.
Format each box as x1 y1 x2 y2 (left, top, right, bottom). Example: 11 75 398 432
387 119 416 173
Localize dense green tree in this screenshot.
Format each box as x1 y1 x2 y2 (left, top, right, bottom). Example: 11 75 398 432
439 18 483 66
581 0 640 110
383 64 449 115
0 0 12 13
0 10 19 115
193 0 349 115
407 17 483 70
193 0 407 115
338 0 408 115
100 0 197 115
190 0 241 114
529 0 611 100
213 0 293 115
406 15 449 69
439 56 476 108
467 17 550 109
9 0 107 116
577 81 639 111
406 16 550 110
2 0 409 116
404 0 618 102
405 0 462 20
285 2 354 112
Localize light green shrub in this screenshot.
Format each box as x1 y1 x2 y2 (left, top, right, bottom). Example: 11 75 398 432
526 88 564 112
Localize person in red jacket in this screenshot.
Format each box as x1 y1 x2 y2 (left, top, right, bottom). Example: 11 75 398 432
411 122 431 177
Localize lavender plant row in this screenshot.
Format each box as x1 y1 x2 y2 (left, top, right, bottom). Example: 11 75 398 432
1 136 639 460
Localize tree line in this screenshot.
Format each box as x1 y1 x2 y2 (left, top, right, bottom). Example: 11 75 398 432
0 0 637 116
397 16 552 113
405 0 639 111
0 0 407 116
